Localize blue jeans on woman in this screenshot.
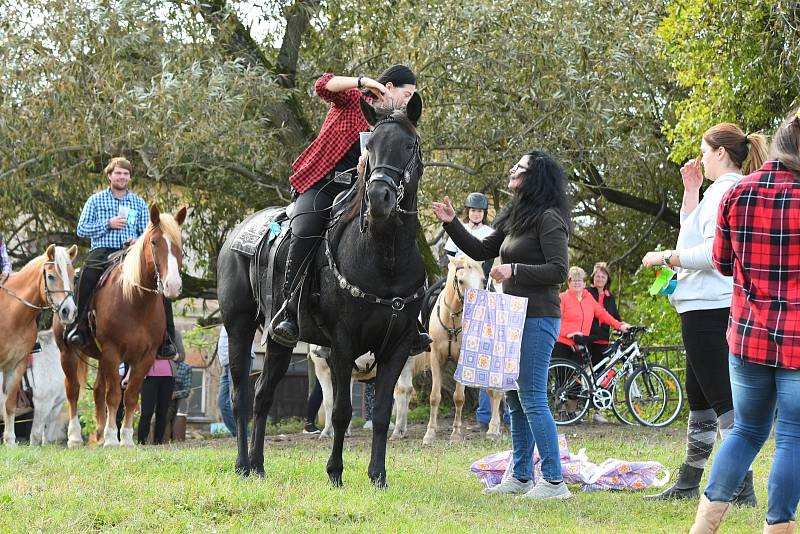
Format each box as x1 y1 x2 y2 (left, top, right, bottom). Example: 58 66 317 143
506 316 562 482
705 355 800 524
218 364 236 437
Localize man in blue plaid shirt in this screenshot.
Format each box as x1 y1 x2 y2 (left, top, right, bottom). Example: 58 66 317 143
67 157 177 357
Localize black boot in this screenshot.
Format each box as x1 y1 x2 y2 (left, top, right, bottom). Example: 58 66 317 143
269 251 305 348
66 323 88 348
644 463 703 501
270 312 299 348
157 299 178 359
731 471 758 507
410 322 432 356
158 338 178 359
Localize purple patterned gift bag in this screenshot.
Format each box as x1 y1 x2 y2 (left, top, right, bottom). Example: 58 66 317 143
454 288 528 390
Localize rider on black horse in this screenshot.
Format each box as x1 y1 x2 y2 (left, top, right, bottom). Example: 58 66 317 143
269 64 431 355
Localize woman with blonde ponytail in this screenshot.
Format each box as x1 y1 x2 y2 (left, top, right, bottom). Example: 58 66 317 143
642 123 767 506
689 108 800 534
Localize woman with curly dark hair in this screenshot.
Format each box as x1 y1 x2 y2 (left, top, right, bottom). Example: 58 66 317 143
433 150 571 500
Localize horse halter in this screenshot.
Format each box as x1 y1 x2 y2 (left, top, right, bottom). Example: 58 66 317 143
360 117 423 232
0 261 74 313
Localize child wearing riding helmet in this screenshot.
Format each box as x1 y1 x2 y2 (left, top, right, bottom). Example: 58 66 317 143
444 192 495 278
270 65 431 355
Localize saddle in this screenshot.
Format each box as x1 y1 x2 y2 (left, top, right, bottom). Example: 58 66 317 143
231 185 360 331
96 250 126 289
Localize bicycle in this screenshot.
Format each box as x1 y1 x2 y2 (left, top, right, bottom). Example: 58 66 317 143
547 326 683 427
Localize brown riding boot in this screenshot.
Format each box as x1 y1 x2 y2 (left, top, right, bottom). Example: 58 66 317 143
763 521 796 534
689 495 730 534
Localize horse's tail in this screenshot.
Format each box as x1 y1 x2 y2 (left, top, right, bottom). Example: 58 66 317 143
411 351 431 376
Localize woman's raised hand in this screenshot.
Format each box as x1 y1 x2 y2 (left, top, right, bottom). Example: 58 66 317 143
680 156 703 191
432 196 456 223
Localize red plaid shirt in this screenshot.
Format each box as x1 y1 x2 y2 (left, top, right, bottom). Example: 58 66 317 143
289 73 370 194
713 160 800 369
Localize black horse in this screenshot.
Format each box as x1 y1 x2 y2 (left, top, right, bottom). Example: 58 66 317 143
216 95 425 487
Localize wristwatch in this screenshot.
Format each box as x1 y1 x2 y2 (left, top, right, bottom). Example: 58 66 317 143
357 76 363 89
662 250 673 267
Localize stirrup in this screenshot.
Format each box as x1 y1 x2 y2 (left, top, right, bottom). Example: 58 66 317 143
269 317 299 348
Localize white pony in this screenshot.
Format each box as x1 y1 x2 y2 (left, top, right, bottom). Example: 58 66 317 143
0 330 67 445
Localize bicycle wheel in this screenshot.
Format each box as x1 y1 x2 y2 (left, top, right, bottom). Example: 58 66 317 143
547 358 591 425
626 364 683 427
610 370 636 426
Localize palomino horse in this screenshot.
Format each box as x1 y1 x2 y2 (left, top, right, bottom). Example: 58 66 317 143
0 244 77 446
392 256 505 443
217 96 425 486
53 205 186 447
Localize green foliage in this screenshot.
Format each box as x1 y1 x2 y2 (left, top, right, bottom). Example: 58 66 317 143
657 0 800 163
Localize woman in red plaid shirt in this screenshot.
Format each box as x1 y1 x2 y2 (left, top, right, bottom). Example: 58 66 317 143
270 65 429 352
689 109 800 534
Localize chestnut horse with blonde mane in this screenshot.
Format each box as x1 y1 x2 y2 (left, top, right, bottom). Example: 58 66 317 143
0 244 77 446
54 205 186 447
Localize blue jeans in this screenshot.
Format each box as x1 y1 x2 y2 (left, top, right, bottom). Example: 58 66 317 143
218 364 236 437
506 316 562 482
476 390 510 425
705 355 800 524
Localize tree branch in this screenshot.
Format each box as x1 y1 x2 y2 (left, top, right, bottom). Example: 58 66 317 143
579 163 680 228
276 0 320 87
0 144 90 181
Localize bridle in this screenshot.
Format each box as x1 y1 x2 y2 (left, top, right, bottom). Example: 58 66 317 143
359 116 423 233
0 260 75 314
436 266 467 359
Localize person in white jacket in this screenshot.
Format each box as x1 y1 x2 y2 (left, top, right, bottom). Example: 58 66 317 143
641 123 768 505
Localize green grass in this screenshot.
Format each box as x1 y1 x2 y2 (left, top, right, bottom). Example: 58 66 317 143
0 424 773 533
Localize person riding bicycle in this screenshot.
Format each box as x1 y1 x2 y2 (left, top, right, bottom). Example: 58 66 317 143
269 64 431 355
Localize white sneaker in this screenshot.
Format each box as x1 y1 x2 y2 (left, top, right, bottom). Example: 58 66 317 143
482 476 533 495
519 479 572 500
592 412 609 424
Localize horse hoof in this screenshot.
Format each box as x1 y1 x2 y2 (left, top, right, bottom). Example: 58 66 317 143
486 431 501 441
235 464 251 477
67 439 84 449
389 432 404 441
371 477 388 490
422 433 436 446
329 475 344 488
251 466 265 478
449 433 464 444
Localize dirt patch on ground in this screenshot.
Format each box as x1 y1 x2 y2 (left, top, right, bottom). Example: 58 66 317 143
178 417 684 451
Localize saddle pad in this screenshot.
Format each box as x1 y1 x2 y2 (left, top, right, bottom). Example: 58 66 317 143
231 207 287 257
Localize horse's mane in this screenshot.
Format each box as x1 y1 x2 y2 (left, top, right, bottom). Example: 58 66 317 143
121 213 182 301
341 109 417 224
